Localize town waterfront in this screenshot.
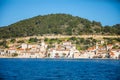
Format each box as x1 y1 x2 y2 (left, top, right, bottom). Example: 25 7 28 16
0 59 120 80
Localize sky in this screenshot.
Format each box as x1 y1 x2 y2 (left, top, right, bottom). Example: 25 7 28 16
0 0 120 27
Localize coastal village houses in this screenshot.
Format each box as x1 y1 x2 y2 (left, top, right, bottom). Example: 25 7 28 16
48 41 79 58
0 40 120 59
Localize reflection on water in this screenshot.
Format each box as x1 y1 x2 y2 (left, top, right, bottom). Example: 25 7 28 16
0 59 120 80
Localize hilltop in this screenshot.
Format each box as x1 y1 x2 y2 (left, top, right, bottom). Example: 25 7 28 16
0 13 120 39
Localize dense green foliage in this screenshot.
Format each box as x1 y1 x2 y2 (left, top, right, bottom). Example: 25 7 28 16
0 14 120 39
12 53 18 57
44 37 120 50
10 39 16 43
28 37 38 43
0 40 9 48
17 40 25 43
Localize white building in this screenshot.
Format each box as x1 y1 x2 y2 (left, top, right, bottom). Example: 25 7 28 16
21 43 28 49
49 49 69 58
0 49 5 55
110 49 120 59
7 48 16 54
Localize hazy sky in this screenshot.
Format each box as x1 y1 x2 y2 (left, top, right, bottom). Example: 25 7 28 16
0 0 120 27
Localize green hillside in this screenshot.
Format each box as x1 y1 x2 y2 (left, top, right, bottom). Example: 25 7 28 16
0 14 120 39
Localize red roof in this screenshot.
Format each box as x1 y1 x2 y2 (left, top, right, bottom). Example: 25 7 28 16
110 51 114 56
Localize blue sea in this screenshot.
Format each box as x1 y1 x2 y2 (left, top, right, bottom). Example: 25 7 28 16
0 59 120 80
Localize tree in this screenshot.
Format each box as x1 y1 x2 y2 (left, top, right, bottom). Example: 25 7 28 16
69 37 77 41
10 39 16 43
0 40 9 48
66 27 72 35
92 21 102 26
17 40 24 43
29 37 38 43
12 53 18 57
44 38 49 42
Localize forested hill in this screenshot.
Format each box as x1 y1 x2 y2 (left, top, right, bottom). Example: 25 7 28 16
0 14 120 39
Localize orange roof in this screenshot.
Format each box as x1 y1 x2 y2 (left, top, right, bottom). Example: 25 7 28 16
9 47 16 50
107 44 112 47
88 46 95 51
110 52 114 56
98 46 103 48
9 48 16 50
17 48 24 50
26 48 31 50
32 46 35 48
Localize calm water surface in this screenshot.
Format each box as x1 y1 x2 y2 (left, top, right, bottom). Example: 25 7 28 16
0 59 120 80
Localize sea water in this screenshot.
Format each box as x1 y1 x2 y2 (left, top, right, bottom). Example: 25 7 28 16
0 59 120 80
